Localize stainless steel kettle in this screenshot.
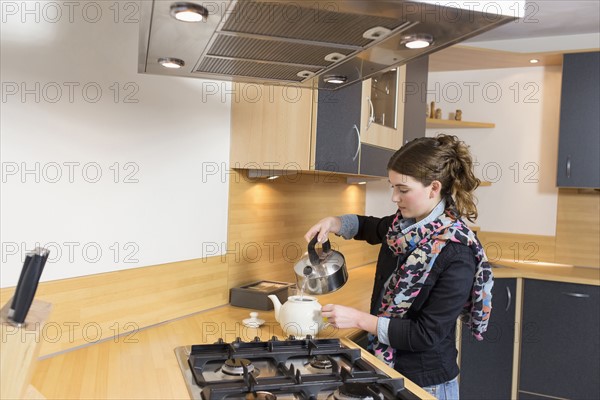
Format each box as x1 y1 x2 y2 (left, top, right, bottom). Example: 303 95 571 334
294 236 348 295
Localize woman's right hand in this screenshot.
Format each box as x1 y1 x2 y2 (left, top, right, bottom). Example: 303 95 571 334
304 216 342 243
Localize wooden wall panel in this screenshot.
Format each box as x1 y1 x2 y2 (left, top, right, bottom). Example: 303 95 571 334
477 231 556 264
0 257 229 357
555 189 600 268
227 170 380 289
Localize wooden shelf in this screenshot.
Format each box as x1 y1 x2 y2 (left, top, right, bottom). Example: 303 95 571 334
426 118 495 129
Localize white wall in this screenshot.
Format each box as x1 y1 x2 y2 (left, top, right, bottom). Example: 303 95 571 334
0 2 231 287
365 180 397 218
365 66 562 234
425 66 562 235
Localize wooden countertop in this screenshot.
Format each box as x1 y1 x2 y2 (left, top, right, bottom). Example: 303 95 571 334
30 264 433 400
29 261 598 399
491 259 600 285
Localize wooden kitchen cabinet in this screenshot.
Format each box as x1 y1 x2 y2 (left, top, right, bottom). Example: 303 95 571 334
519 279 600 399
230 83 314 170
352 57 429 177
230 59 424 178
556 51 600 188
459 278 516 400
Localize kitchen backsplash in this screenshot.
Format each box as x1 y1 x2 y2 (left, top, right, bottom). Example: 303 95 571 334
227 169 380 289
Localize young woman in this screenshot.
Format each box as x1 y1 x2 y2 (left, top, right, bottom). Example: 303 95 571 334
304 135 493 400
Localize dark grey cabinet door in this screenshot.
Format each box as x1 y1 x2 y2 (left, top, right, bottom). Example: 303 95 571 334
557 51 600 188
517 391 555 399
459 278 516 400
359 144 395 177
315 82 361 174
519 279 600 399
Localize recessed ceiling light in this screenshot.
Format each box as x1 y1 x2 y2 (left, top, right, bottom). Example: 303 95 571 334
323 75 347 84
529 59 540 64
158 57 185 69
170 2 208 22
402 34 434 49
266 176 279 180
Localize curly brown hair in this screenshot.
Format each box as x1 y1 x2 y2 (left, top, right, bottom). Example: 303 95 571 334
387 134 480 222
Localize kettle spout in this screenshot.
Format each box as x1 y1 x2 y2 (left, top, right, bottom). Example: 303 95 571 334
267 295 281 322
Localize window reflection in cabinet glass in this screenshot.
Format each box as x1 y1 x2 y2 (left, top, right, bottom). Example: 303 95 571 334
369 69 399 129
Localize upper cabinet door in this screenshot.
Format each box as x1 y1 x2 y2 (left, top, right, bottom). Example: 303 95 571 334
557 52 600 188
360 66 406 150
230 84 313 170
314 82 362 174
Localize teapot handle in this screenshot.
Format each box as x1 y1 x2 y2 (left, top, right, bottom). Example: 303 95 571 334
308 235 332 266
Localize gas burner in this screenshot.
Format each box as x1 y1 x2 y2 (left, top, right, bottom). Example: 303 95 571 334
332 383 383 400
309 355 333 370
245 391 277 400
222 358 255 376
177 338 410 400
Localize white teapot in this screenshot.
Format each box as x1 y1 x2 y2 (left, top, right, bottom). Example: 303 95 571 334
268 295 325 338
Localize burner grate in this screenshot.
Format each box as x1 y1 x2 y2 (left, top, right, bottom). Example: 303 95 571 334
189 336 362 385
178 337 408 400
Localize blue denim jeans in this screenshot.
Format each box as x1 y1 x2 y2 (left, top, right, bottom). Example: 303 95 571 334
421 377 459 400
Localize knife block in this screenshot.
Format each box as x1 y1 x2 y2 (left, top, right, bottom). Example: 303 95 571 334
0 299 52 399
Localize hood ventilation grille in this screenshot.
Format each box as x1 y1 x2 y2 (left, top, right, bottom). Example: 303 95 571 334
139 0 523 89
205 35 353 68
197 57 321 82
220 2 404 46
194 1 411 82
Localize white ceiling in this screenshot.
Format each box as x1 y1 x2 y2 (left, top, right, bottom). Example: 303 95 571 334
464 0 600 52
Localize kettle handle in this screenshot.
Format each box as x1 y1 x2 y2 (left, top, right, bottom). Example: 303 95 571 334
308 235 331 266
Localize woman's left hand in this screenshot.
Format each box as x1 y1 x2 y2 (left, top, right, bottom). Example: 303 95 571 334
321 304 378 334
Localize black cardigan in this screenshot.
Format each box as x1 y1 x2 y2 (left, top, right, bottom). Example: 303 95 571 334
355 214 477 388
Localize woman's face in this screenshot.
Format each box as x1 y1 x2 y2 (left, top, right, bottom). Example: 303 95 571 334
389 170 441 222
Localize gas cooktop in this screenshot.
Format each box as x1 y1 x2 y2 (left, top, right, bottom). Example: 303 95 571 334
174 336 420 400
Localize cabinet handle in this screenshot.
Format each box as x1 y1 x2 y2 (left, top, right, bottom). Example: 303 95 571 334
367 97 375 130
505 286 512 312
352 124 361 161
561 291 590 298
566 156 571 178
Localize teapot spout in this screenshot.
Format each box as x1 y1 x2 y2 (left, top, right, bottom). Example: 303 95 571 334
267 295 282 322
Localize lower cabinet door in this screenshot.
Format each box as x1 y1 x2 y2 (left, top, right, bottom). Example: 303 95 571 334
519 279 600 400
459 278 516 400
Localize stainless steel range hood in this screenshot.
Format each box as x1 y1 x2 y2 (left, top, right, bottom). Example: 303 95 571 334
139 0 524 90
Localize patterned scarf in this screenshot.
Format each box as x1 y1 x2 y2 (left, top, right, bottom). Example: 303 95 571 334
368 208 493 367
